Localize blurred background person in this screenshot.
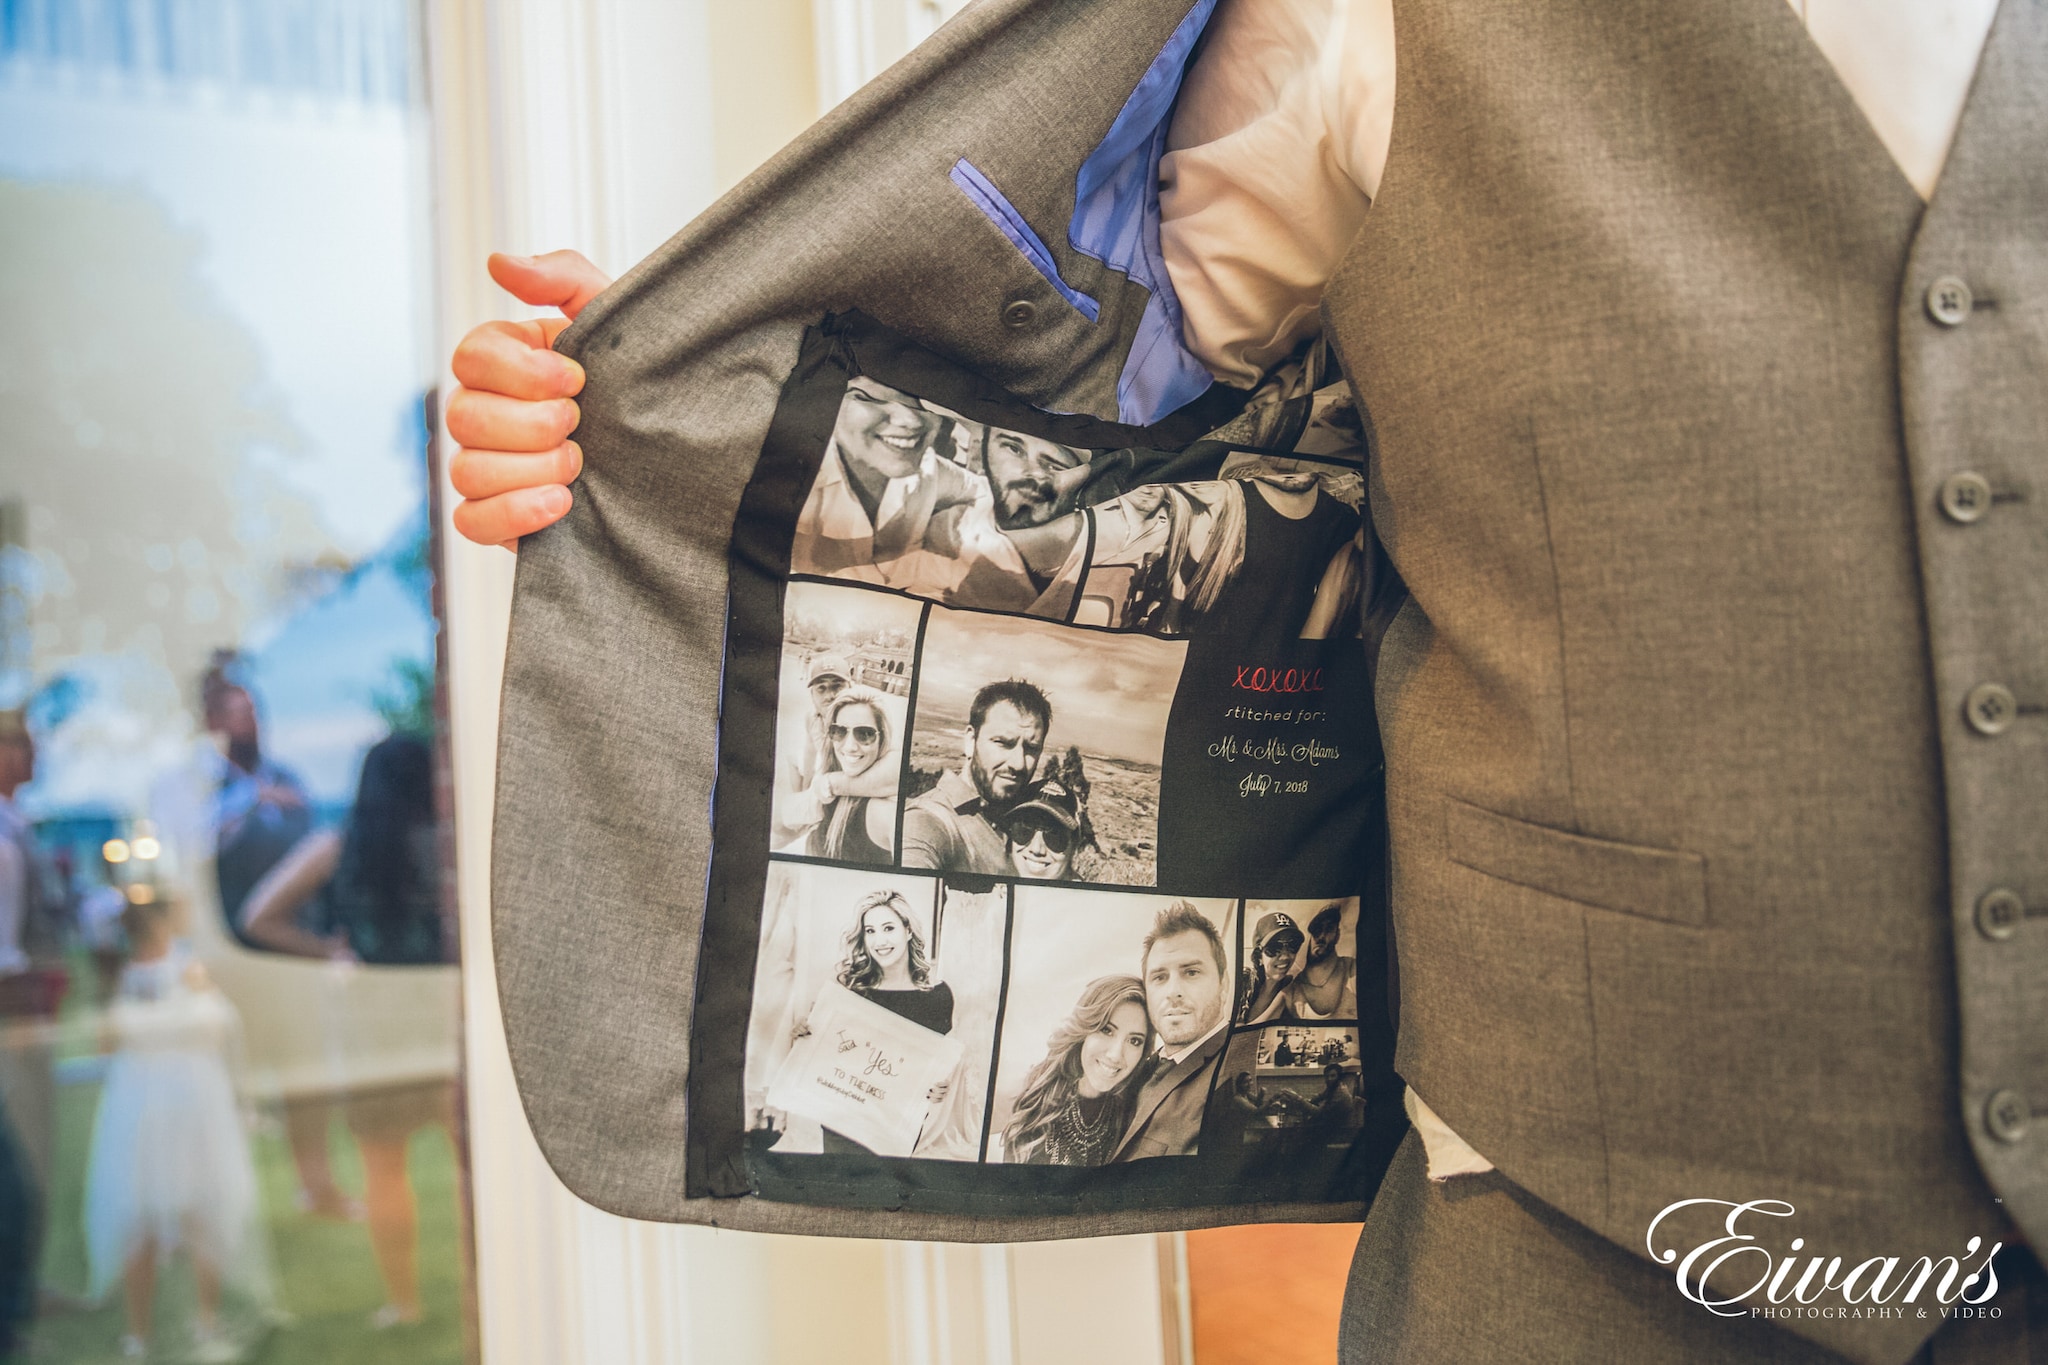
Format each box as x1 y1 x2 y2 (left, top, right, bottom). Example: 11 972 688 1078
200 658 311 946
85 892 276 1362
238 732 449 1328
0 709 67 1332
0 1090 32 1362
193 660 358 1226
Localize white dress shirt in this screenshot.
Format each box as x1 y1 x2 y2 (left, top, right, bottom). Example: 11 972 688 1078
1161 0 2003 385
1158 0 2002 1176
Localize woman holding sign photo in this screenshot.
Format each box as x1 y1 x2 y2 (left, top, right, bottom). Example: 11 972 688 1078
1000 976 1149 1166
797 890 953 1154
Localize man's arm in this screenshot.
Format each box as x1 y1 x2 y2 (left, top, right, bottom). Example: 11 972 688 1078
898 805 950 871
770 751 826 847
240 828 349 959
833 760 899 802
0 837 26 975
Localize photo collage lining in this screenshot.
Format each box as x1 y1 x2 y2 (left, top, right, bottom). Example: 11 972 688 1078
742 354 1377 1178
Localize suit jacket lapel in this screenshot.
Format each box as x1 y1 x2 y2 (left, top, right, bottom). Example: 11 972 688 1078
1114 1026 1228 1158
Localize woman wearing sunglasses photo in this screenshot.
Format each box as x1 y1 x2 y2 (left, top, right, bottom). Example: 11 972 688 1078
804 688 898 865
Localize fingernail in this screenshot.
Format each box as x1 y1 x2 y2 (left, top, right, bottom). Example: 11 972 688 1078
559 357 586 392
545 486 572 516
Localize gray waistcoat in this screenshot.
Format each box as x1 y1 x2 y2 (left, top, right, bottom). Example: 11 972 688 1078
494 0 2042 1356
1324 0 2043 1357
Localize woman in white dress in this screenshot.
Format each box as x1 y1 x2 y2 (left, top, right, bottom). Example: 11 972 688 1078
85 896 276 1361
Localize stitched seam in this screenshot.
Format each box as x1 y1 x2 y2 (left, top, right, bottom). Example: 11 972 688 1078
1526 416 1582 831
1581 913 1613 1225
1444 851 1699 925
1449 796 1699 862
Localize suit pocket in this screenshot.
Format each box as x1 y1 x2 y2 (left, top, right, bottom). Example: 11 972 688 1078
948 158 1101 321
1445 799 1707 928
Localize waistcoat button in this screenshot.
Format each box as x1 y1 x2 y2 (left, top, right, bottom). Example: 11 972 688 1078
1965 683 2018 735
1002 299 1038 330
1939 471 1994 523
1985 1089 2031 1144
1975 888 2024 942
1927 276 1974 326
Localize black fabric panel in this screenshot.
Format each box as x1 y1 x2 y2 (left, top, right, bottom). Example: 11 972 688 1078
690 315 1397 1218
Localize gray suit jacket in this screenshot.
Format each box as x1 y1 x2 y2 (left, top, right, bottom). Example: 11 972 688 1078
492 8 2046 1358
492 0 1364 1241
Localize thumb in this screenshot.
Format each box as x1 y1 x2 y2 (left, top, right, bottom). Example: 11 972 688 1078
488 249 613 320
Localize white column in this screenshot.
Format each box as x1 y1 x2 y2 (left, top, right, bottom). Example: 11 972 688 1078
428 2 782 1362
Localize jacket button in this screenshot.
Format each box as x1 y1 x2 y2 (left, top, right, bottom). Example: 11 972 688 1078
1927 276 1973 326
1965 683 2018 736
1002 299 1038 330
1975 888 2024 942
1985 1089 2030 1144
1938 471 1993 524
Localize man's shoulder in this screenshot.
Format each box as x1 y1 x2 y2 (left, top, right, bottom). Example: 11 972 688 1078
908 770 972 815
900 783 965 863
903 785 957 825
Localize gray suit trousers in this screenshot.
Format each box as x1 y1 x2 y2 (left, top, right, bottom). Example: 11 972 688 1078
1343 1132 2046 1365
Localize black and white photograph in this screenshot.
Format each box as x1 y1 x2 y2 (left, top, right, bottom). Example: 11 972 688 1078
901 605 1186 886
1196 334 1366 461
770 581 920 862
1071 460 1364 646
1204 1025 1367 1158
987 888 1236 1165
744 863 1003 1161
1236 898 1361 1025
790 375 1135 616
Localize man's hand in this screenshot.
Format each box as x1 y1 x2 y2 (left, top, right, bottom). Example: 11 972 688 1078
448 250 614 549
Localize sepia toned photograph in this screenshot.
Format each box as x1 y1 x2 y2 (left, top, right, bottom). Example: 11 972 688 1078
1204 1025 1367 1160
743 863 1003 1161
987 888 1236 1165
770 581 921 862
1236 898 1361 1025
1195 334 1365 461
1072 463 1364 643
900 605 1186 886
789 376 1136 617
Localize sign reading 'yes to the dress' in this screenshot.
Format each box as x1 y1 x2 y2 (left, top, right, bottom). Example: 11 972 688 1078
766 982 964 1157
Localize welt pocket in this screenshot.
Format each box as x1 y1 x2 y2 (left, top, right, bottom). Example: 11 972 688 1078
948 158 1101 322
1445 799 1708 927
